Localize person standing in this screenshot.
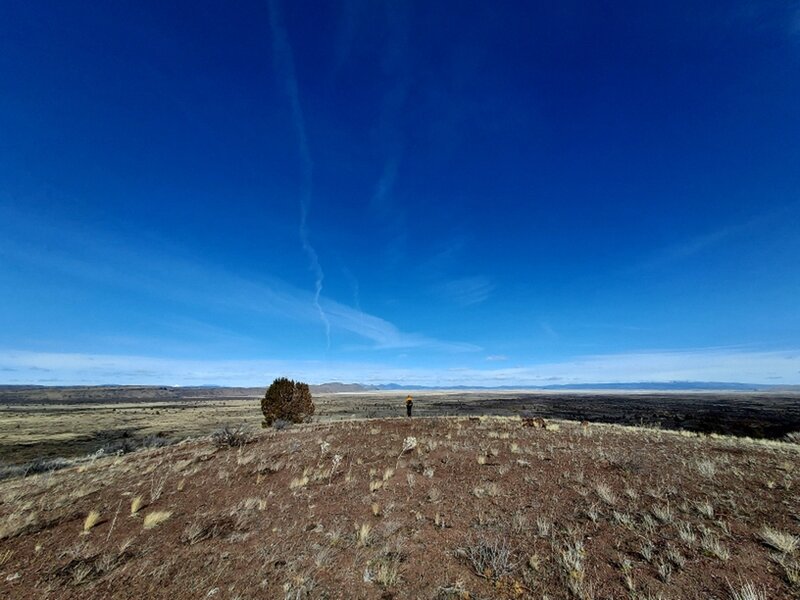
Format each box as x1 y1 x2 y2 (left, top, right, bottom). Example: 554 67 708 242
405 394 413 417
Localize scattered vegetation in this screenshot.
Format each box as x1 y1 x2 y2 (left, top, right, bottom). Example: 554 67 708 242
1 414 799 598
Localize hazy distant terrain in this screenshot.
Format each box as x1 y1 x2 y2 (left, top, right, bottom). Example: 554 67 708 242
0 383 373 404
1 386 799 467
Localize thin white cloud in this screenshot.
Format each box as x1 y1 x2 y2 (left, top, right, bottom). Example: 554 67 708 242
268 0 330 346
2 347 798 386
0 210 475 353
633 204 798 272
485 355 508 361
434 276 494 306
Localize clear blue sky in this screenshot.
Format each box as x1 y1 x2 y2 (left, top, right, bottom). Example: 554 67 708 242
1 1 799 386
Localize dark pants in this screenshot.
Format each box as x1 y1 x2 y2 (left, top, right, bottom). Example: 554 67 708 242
406 404 412 417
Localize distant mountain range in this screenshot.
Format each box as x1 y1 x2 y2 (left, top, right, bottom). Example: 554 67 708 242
369 381 800 391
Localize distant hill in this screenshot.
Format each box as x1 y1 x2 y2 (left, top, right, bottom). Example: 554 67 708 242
1 381 797 403
0 382 378 403
309 382 379 393
374 381 800 391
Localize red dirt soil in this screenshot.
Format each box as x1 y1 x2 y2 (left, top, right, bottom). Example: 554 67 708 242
1 417 798 599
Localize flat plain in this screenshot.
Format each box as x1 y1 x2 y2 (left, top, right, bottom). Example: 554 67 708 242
1 387 799 467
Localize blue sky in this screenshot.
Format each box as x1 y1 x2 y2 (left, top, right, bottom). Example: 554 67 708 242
1 1 799 386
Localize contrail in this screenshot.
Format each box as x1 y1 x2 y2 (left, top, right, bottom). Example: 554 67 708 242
267 0 330 347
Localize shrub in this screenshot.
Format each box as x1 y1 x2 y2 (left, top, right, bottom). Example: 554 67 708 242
456 535 517 581
23 457 72 477
211 424 253 448
261 378 315 426
102 434 173 456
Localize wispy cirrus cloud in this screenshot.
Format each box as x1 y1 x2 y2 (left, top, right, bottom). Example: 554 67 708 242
0 209 476 353
434 276 494 307
268 0 330 346
633 203 799 272
2 347 798 386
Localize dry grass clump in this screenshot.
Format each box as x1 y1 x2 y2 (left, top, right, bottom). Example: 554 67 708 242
0 510 39 540
701 532 730 560
356 523 372 547
282 575 317 597
770 553 800 587
434 581 472 599
696 458 717 479
536 517 552 538
557 537 591 599
395 436 417 468
595 482 616 505
290 473 310 489
150 472 168 503
143 511 172 530
666 544 686 569
652 503 673 524
728 581 767 600
130 495 143 516
677 521 696 545
615 511 637 530
0 548 14 567
365 553 401 587
695 500 714 519
472 483 501 498
82 510 101 533
639 540 655 562
758 526 799 554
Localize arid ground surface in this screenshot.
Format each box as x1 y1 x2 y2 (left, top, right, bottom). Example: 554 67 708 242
0 417 798 599
1 387 799 467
